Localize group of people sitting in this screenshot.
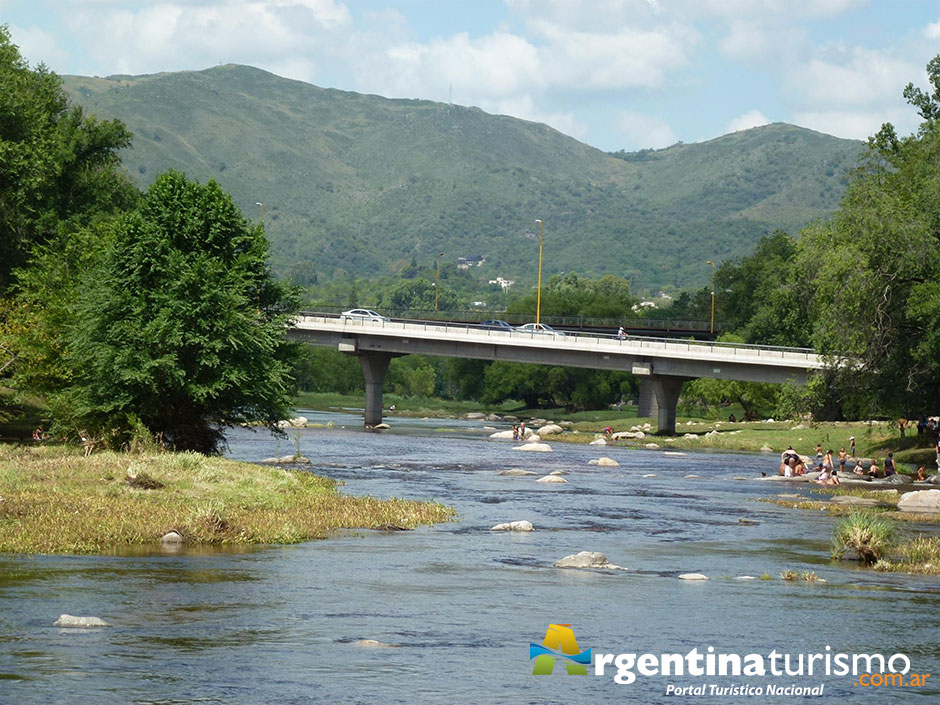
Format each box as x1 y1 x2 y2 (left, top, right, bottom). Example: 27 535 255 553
777 442 910 485
777 438 939 484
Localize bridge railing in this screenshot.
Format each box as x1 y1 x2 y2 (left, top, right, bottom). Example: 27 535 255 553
294 312 821 363
296 307 722 333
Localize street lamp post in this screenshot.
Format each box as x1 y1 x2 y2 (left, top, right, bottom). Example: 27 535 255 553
535 218 544 324
256 202 264 225
706 260 716 335
435 252 444 313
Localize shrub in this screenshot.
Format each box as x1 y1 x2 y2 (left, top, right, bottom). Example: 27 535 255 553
831 511 896 564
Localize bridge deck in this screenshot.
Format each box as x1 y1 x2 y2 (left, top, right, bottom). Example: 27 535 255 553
292 315 825 372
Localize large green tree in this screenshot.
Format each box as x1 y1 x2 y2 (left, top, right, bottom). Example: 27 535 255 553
55 171 299 453
795 55 940 413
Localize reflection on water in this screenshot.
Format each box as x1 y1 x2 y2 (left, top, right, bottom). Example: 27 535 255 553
1 411 939 703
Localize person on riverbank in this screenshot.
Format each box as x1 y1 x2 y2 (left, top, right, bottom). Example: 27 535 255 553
866 461 881 478
512 425 519 441
883 453 897 477
519 421 526 439
916 466 928 482
899 417 907 437
815 444 823 465
852 460 867 476
849 436 856 457
837 447 847 475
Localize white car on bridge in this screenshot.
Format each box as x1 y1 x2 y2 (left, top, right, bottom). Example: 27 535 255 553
340 308 390 322
515 322 566 336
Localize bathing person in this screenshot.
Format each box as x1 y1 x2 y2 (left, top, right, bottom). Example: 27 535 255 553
837 447 847 475
916 466 928 482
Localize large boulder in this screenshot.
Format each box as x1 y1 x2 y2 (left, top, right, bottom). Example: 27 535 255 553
490 520 535 532
289 416 308 427
897 489 940 513
536 475 567 483
489 430 516 440
498 469 538 476
611 431 639 440
513 443 552 452
538 424 564 436
589 438 608 446
466 412 486 419
55 614 110 628
678 573 709 581
554 551 624 570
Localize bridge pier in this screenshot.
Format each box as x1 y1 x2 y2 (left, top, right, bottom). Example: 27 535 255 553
638 376 688 435
358 352 395 427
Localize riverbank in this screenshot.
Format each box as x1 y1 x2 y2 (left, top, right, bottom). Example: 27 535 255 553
0 445 454 554
292 392 936 469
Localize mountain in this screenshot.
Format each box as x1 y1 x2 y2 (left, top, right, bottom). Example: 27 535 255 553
63 64 864 290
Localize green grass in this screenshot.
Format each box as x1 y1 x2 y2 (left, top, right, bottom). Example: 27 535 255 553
0 445 454 554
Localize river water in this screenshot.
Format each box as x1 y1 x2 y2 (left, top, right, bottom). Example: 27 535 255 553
1 411 938 704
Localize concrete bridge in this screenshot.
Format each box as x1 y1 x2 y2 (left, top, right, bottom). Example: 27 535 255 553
289 314 828 434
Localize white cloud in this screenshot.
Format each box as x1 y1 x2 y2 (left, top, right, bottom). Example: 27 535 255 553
925 19 940 40
727 110 770 132
614 110 677 149
536 24 699 90
788 48 919 108
7 24 69 68
792 108 915 140
695 0 866 19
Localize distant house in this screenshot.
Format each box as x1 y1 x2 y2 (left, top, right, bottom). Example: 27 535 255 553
457 254 486 269
631 301 659 313
488 276 514 291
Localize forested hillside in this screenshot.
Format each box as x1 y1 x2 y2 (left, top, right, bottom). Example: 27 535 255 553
64 65 862 290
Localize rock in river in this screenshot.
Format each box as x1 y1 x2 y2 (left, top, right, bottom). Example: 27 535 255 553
55 614 110 628
498 469 538 476
678 573 709 581
588 457 619 467
536 475 567 483
513 443 552 452
490 520 535 532
554 551 624 570
897 489 940 513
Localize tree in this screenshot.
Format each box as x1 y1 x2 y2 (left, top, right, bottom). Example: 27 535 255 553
796 55 940 413
0 25 136 291
55 171 299 453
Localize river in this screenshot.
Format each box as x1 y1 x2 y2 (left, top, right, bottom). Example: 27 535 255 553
1 411 938 703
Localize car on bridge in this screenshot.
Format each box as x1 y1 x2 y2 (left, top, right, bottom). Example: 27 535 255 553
479 319 514 331
515 322 566 336
340 308 390 323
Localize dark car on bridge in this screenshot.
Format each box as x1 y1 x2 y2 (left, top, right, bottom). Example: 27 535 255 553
479 319 514 331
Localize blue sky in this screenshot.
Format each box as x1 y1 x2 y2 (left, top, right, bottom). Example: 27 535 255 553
4 0 940 150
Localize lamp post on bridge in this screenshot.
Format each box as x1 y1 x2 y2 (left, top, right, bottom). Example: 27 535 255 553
706 260 716 335
435 252 444 313
535 218 544 324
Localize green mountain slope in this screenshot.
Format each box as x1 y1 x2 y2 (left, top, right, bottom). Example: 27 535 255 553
64 64 863 290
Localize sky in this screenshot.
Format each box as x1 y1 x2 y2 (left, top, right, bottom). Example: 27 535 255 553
4 0 940 151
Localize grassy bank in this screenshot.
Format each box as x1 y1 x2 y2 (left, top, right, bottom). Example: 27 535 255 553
0 445 454 554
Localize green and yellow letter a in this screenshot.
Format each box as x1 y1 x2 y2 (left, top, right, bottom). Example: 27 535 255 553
531 623 588 675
